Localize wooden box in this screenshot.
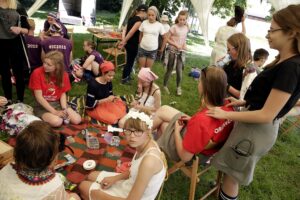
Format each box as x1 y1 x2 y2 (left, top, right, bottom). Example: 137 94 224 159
0 140 13 166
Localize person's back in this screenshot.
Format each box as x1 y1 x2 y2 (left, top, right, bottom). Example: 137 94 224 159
41 35 72 72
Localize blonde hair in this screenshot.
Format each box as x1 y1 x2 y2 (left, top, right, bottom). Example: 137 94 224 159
27 18 35 30
227 33 252 68
148 6 160 21
6 0 17 9
123 111 152 132
43 51 65 88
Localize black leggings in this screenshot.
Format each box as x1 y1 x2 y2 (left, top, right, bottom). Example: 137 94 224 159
122 44 138 80
0 37 27 101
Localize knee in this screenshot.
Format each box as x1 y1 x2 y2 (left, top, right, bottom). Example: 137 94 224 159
45 117 63 127
78 181 90 196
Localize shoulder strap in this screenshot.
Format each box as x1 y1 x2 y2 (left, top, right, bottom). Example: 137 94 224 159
151 88 160 96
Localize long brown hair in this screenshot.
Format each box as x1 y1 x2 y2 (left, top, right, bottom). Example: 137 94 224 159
265 4 300 68
84 40 96 50
227 33 252 68
201 66 227 107
175 10 188 25
44 51 65 88
14 121 59 171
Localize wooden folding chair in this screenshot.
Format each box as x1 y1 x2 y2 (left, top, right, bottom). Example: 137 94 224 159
103 42 126 68
168 155 222 200
280 115 300 134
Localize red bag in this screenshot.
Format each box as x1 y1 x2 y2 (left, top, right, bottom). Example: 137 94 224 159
86 98 126 124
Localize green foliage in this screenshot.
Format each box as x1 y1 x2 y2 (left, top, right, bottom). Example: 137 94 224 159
96 0 122 12
18 0 58 10
146 0 182 19
211 0 247 19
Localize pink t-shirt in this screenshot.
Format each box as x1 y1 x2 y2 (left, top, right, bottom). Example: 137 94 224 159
168 24 189 49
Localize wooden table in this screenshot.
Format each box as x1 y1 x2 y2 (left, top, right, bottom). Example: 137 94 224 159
87 28 122 50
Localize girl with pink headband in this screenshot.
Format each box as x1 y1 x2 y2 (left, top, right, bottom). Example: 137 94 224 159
118 67 161 128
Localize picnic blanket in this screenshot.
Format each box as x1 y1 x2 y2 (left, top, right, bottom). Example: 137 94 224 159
8 122 135 185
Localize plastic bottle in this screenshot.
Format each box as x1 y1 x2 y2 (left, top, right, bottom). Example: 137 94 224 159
216 54 231 68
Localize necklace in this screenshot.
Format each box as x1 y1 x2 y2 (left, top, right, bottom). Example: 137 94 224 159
136 138 152 159
12 164 55 185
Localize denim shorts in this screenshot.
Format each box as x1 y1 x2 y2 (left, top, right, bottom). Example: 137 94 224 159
138 47 157 60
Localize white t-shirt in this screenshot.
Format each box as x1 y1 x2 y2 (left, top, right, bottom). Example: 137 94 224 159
139 20 166 51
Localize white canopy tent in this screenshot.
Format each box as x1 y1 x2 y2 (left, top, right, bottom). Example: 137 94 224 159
27 0 47 17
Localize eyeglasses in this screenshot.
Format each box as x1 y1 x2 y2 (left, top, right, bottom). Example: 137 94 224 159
267 28 284 34
123 129 144 137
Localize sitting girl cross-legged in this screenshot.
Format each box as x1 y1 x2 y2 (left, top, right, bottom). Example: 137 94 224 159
152 66 234 162
29 51 81 127
79 111 167 200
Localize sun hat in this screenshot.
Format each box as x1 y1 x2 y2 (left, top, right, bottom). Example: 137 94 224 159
161 15 169 22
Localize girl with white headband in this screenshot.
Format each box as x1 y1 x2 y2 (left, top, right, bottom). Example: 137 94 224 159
79 111 167 200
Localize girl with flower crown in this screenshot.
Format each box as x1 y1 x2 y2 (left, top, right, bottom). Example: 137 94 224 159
0 121 80 199
79 111 167 200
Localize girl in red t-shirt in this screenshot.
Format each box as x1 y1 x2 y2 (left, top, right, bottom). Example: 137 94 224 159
29 51 81 127
152 67 234 162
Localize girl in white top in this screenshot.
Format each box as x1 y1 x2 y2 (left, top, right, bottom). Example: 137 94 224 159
118 68 161 128
79 111 167 200
210 6 246 65
0 121 79 200
138 6 167 68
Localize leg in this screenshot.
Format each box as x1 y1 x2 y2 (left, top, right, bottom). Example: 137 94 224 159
144 57 155 68
0 40 13 100
176 54 183 95
219 174 239 200
66 107 82 125
78 180 95 200
122 46 138 81
163 51 175 87
152 105 183 130
41 112 63 127
91 61 99 76
138 56 146 68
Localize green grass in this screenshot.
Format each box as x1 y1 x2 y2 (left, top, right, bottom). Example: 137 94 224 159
1 13 299 200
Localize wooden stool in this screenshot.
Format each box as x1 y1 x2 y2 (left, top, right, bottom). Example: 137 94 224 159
103 42 126 68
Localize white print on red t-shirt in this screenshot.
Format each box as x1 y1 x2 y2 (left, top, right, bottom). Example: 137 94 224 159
44 81 58 101
214 119 232 134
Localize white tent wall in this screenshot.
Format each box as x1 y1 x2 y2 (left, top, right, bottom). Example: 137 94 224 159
118 0 134 29
269 0 300 10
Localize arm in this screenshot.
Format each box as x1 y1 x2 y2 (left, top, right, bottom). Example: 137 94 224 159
241 16 246 34
122 25 127 40
207 88 291 123
228 85 240 98
159 34 168 52
69 50 73 65
60 93 68 109
122 22 141 45
174 121 194 162
139 32 143 44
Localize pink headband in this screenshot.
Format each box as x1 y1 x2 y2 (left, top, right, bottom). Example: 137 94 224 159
138 67 158 82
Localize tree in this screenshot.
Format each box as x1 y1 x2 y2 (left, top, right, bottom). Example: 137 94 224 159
211 0 247 19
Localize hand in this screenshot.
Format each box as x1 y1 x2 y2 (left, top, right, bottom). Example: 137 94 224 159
107 95 116 102
52 110 67 118
100 176 117 189
225 97 246 107
178 115 190 126
0 96 8 107
206 107 228 119
174 120 183 133
10 26 22 35
118 41 126 49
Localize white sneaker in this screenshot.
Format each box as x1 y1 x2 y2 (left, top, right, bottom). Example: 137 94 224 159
163 86 170 95
177 87 182 96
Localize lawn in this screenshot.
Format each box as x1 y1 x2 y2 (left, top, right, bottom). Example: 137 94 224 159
1 10 299 200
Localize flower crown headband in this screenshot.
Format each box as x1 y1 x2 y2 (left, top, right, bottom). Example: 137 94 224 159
124 110 153 129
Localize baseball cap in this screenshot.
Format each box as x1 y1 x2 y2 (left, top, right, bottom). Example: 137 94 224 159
136 4 148 12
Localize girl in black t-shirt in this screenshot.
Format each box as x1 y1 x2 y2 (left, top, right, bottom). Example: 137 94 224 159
119 4 148 84
207 5 300 200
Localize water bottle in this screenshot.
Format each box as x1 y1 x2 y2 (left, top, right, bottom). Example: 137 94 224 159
216 54 231 68
111 136 120 147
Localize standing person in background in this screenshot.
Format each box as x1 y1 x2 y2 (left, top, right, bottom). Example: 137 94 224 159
41 23 73 73
24 18 42 71
40 12 69 40
29 51 81 127
158 14 170 62
211 6 246 66
0 0 29 103
138 6 167 69
253 48 269 74
207 5 300 200
163 10 189 96
119 4 148 85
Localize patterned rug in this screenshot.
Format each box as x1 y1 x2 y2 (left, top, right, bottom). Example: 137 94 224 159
8 121 135 185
